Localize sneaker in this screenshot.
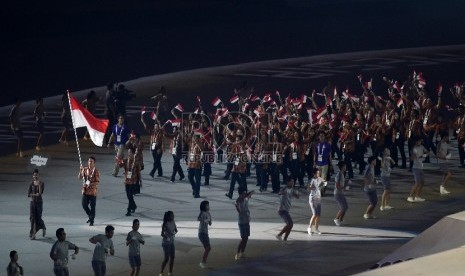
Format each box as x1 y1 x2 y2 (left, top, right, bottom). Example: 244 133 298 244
125 212 131 216
414 197 426 202
199 262 206 269
314 230 322 235
407 197 415 202
307 227 312 235
379 206 385 211
35 146 41 151
275 235 282 241
364 214 375 219
440 186 450 195
235 253 242 261
225 193 232 199
333 219 341 226
384 205 394 210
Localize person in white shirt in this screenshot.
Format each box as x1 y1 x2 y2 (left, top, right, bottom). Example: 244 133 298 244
407 137 429 202
307 168 325 235
436 133 452 195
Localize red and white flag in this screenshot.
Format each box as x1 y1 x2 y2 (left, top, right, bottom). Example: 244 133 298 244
263 94 272 103
69 94 109 147
174 103 184 112
211 97 222 107
230 94 239 104
396 98 404 108
150 111 157 120
141 106 146 115
167 118 181 127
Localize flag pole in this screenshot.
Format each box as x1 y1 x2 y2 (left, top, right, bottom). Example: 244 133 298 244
67 90 84 171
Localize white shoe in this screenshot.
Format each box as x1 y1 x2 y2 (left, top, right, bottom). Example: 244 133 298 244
440 186 450 195
307 227 312 235
199 262 206 269
333 219 341 226
380 206 385 211
414 197 426 202
275 235 282 241
235 253 241 261
384 205 393 210
407 197 415 202
314 230 322 235
364 214 376 219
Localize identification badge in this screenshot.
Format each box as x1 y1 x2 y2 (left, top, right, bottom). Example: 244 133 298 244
85 180 90 185
317 154 323 162
373 137 377 142
408 130 411 138
234 158 239 166
272 154 277 162
117 135 121 143
386 119 390 126
396 132 400 139
151 143 156 150
292 152 297 160
172 147 176 155
126 171 132 178
305 148 310 155
189 153 195 161
423 118 428 126
357 133 360 141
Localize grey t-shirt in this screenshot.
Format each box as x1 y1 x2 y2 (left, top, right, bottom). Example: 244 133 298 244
278 187 297 211
91 234 114 262
236 197 250 224
334 171 345 194
126 230 144 256
198 211 211 234
50 240 77 268
364 166 376 191
162 221 177 244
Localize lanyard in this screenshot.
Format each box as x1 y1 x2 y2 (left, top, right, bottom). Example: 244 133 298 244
116 124 124 135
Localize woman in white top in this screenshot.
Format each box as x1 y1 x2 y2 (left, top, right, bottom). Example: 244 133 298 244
380 148 395 211
307 168 325 235
436 133 451 195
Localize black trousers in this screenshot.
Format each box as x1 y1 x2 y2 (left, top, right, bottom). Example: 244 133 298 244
82 194 96 222
125 185 137 213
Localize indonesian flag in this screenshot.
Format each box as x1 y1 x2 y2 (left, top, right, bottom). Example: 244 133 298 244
211 97 222 107
250 95 261 102
230 94 239 104
194 107 200 114
141 106 146 115
396 98 404 108
263 94 272 103
69 94 109 147
307 108 317 123
167 118 181 127
301 94 307 103
316 106 327 119
242 102 250 112
174 103 184 112
333 87 338 98
221 107 229 118
150 111 157 120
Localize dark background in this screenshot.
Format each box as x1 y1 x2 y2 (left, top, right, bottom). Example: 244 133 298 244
2 0 465 105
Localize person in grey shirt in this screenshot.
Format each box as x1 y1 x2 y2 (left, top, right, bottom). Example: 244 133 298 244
50 228 79 276
276 179 299 242
198 201 212 269
126 219 145 276
89 225 114 276
235 187 254 260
